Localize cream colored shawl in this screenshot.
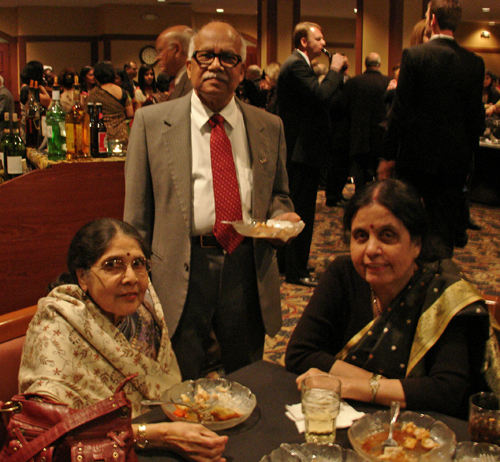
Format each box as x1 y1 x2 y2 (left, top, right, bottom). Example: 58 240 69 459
19 283 181 418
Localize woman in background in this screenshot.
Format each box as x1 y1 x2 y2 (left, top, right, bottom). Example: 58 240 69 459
134 64 167 111
88 61 134 148
58 67 77 112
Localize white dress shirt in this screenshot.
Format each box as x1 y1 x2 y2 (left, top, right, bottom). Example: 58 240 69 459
190 91 253 235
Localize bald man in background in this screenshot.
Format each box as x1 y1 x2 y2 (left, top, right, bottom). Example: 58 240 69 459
156 25 196 100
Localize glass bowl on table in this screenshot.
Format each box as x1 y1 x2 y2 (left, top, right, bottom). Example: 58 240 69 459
348 410 457 462
454 441 500 461
160 377 256 431
259 442 366 462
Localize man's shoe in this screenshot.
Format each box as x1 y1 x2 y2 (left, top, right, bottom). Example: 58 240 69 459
286 277 319 287
467 219 482 231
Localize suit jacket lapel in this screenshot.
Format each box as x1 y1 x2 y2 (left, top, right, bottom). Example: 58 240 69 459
238 100 274 220
162 95 193 231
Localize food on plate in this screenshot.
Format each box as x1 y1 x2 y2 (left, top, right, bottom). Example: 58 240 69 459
361 421 440 461
174 382 242 423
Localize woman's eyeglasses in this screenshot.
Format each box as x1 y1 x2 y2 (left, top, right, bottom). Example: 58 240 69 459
92 257 150 277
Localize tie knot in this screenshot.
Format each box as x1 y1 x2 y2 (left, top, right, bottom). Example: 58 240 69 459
209 114 225 128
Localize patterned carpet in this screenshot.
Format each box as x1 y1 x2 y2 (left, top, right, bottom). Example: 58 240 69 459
263 186 500 366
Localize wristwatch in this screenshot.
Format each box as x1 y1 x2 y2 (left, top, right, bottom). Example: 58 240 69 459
136 424 149 449
369 374 382 403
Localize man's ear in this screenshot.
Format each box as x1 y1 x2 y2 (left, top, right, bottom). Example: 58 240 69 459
239 63 246 83
300 36 308 50
186 59 192 79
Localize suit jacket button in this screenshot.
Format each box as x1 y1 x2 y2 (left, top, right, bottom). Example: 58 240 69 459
184 263 189 271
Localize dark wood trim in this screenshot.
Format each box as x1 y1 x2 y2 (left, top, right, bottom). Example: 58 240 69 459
465 46 500 54
325 42 355 49
0 31 16 43
0 306 37 343
20 34 158 43
292 0 301 52
90 38 99 65
266 0 278 64
388 0 404 73
240 32 257 45
257 0 262 66
356 0 363 74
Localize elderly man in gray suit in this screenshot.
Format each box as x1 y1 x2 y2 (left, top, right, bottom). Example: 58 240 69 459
124 21 298 379
156 25 196 100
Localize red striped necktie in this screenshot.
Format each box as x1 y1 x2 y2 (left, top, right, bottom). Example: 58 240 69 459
209 114 244 253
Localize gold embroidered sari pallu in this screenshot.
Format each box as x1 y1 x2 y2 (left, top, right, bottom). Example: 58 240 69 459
335 260 487 380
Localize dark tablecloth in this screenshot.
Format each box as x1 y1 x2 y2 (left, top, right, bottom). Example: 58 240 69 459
135 360 469 462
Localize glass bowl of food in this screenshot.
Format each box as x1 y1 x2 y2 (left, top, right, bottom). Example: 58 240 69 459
348 410 456 462
259 443 366 462
454 441 500 461
161 378 257 431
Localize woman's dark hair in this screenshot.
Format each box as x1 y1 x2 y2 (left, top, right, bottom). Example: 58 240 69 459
20 61 44 86
58 67 77 90
138 64 157 94
49 218 150 291
156 72 171 93
115 68 135 99
93 61 117 85
343 179 430 260
79 66 94 92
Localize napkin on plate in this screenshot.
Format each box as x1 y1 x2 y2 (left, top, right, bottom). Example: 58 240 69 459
285 401 365 433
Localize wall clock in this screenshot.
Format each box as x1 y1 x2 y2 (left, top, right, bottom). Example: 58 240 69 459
140 45 157 65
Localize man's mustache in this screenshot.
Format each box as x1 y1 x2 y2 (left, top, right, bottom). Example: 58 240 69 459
202 72 228 83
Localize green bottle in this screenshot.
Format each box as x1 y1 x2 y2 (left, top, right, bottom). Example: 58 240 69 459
46 78 66 161
0 113 13 181
4 113 26 180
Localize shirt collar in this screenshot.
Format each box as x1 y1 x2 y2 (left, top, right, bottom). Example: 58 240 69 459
191 91 238 132
429 34 455 42
296 49 311 67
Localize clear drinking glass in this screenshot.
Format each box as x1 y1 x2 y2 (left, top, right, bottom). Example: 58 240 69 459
468 392 500 446
301 374 341 444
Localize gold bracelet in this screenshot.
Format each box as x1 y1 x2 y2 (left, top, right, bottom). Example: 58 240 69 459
136 424 149 449
369 374 382 403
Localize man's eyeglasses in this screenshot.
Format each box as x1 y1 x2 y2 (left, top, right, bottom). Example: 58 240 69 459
192 51 242 68
92 257 150 277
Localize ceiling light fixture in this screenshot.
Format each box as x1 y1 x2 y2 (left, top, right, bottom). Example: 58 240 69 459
482 8 490 13
216 8 224 13
142 14 158 20
354 8 357 13
489 21 496 26
481 30 491 38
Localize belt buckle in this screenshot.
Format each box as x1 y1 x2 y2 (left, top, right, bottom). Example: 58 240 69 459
200 235 216 248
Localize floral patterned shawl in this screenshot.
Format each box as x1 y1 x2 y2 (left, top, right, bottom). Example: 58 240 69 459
19 283 181 418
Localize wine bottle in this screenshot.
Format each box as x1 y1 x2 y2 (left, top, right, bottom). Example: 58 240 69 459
25 80 41 149
0 113 13 180
95 103 108 158
5 113 26 180
46 77 66 161
65 77 88 160
88 102 97 157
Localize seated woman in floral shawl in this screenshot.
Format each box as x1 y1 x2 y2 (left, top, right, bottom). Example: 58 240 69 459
19 218 227 462
286 180 500 419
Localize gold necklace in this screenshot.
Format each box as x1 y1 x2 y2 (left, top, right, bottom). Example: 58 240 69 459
371 288 382 317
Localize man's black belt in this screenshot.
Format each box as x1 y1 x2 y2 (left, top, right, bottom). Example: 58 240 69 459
192 234 222 248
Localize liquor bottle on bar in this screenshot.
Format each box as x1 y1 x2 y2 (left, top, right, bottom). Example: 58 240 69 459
4 113 26 180
95 103 108 158
0 113 13 180
46 77 66 161
88 102 97 157
25 80 41 149
65 77 89 160
34 81 45 147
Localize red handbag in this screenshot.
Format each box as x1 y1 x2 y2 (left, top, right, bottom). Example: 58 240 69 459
0 375 138 462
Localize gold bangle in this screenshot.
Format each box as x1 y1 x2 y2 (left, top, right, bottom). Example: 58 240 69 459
136 424 149 449
369 374 382 403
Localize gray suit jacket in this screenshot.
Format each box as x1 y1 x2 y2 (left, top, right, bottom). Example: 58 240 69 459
124 92 294 337
168 69 192 100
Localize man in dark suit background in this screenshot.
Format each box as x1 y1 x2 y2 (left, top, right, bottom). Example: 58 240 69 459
124 21 298 379
382 0 485 259
277 22 348 287
336 52 390 190
155 25 195 100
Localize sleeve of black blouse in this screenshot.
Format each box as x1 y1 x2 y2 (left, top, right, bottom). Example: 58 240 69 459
401 315 482 417
285 257 351 375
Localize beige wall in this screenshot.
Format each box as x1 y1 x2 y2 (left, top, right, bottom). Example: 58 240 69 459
0 8 18 37
362 0 390 75
403 0 424 49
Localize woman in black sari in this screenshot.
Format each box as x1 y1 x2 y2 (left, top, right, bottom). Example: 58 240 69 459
286 179 499 418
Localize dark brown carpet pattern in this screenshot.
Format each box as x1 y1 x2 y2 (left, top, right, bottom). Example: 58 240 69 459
264 188 500 366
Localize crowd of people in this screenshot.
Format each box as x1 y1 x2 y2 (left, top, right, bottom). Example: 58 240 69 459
3 1 500 461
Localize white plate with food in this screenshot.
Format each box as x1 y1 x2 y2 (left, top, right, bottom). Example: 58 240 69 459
348 410 456 462
224 219 305 242
161 378 257 431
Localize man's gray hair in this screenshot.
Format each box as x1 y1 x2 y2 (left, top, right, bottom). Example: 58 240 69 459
187 22 247 64
165 27 196 56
